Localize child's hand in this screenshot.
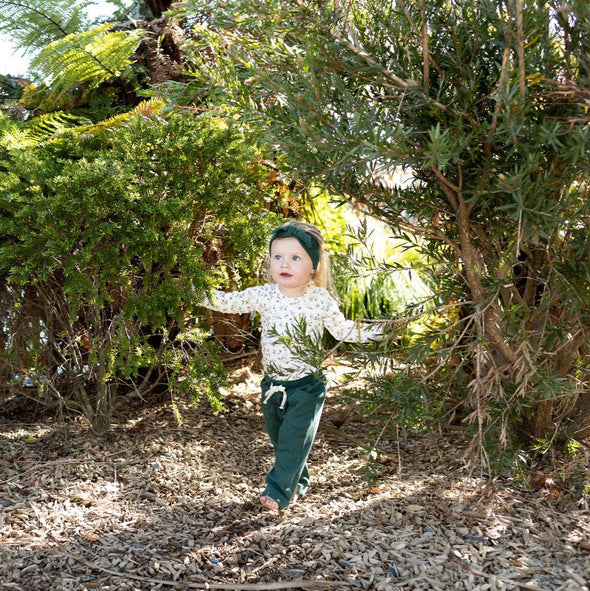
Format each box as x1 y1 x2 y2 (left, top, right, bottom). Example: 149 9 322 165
366 322 385 341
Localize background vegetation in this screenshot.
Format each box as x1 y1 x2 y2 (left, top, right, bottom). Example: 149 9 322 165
1 0 588 487
171 0 590 474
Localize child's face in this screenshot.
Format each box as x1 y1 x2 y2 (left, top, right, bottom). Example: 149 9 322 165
270 237 315 296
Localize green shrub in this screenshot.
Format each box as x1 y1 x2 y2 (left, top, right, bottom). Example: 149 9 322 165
0 111 280 432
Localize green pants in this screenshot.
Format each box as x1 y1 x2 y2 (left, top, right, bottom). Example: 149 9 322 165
260 373 326 509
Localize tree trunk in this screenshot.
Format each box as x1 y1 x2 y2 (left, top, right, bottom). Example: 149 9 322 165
530 398 555 441
143 0 174 18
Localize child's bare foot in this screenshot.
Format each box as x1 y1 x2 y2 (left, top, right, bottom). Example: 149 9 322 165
260 495 279 510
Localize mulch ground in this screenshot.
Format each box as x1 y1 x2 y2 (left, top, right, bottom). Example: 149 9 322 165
1 364 589 591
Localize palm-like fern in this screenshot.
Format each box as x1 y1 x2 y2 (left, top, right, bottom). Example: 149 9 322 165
0 0 171 142
1 1 144 108
31 23 143 94
74 97 166 136
0 0 91 54
2 110 87 146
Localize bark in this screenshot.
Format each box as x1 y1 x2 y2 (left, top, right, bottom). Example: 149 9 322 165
143 0 174 18
531 398 555 441
434 165 517 366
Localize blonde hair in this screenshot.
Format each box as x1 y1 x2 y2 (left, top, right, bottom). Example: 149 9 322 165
267 220 338 297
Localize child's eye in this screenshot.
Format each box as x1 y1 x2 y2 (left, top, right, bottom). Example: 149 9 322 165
292 255 300 261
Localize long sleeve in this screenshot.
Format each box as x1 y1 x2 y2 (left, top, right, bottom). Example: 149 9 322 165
322 294 383 343
202 287 265 315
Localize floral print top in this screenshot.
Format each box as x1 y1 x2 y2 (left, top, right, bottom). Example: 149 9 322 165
204 283 381 381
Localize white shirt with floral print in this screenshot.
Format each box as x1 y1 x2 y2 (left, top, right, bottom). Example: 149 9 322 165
204 283 381 381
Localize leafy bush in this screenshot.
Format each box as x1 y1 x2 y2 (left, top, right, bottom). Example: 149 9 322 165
0 111 280 432
178 0 590 473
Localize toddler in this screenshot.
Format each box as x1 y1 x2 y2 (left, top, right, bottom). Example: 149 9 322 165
203 220 382 510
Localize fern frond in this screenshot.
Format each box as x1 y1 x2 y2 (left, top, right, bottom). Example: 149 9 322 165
74 98 167 136
0 0 92 55
3 98 165 149
31 23 144 95
2 111 86 147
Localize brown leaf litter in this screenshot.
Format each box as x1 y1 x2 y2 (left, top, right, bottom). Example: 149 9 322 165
1 364 589 591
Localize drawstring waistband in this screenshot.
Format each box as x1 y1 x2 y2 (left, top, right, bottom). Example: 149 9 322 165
263 384 288 409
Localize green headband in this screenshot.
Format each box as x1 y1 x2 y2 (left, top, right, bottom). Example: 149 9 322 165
269 225 321 269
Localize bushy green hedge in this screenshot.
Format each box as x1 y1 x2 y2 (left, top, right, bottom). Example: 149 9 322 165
0 111 280 432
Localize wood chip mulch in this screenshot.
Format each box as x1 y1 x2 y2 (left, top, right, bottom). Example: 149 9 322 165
1 365 589 591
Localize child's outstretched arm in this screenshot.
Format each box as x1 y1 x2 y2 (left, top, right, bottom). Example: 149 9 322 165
202 287 262 315
323 297 384 343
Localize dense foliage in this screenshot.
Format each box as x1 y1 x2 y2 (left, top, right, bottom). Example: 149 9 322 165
0 111 280 432
172 0 590 469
